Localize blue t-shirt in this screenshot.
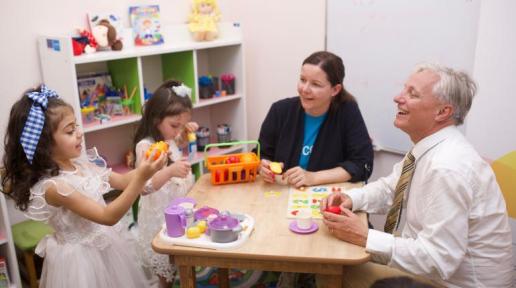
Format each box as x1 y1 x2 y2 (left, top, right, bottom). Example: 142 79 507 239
299 112 327 169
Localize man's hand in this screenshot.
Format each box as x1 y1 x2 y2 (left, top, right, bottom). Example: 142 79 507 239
322 208 368 247
320 192 353 212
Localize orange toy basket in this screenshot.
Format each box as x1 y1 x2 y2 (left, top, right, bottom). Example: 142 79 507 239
205 140 260 185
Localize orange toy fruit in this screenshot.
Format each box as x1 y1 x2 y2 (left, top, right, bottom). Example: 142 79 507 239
145 141 169 160
269 162 282 174
240 153 255 163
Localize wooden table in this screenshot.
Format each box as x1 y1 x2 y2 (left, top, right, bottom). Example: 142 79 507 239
152 174 370 288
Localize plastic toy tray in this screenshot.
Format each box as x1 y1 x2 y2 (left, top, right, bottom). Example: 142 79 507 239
158 214 255 250
205 140 260 185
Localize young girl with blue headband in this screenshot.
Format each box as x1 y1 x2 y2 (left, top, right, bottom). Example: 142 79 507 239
1 85 165 288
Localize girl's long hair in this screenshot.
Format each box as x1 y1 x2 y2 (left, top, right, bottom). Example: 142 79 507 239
1 86 73 211
132 80 193 163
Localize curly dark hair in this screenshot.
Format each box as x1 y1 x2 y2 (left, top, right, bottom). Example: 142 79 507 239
132 80 193 165
1 86 73 211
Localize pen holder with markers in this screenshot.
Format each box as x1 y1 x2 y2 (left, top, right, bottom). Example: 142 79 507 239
205 140 260 185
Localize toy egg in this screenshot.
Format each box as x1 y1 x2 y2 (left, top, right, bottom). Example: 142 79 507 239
145 141 169 160
269 162 282 174
186 226 201 239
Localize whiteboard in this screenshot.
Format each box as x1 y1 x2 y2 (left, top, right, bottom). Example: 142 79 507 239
327 0 480 153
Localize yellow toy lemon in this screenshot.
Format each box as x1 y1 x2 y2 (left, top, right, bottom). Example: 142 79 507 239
269 162 282 174
186 226 201 239
196 220 207 233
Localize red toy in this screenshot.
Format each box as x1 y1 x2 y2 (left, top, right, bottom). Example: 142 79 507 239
325 206 341 215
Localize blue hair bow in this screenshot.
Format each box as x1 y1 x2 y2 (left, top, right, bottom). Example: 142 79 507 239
20 85 58 164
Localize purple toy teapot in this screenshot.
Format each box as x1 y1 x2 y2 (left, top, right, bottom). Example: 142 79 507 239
164 205 186 237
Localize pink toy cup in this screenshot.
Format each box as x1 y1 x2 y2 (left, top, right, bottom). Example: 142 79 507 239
164 205 186 237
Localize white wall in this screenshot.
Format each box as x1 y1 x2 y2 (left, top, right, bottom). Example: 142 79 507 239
0 0 325 223
468 0 516 160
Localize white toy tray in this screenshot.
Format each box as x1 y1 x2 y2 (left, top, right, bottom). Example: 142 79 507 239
158 214 255 250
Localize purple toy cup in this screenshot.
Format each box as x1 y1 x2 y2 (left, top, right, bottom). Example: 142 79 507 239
164 205 186 237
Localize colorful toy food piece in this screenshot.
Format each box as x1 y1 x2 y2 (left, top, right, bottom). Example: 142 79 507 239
145 141 169 160
225 155 240 164
186 226 201 239
269 162 282 174
196 220 207 233
240 153 255 163
325 206 342 215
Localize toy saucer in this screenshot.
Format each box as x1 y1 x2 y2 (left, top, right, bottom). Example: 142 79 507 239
289 221 318 234
170 197 196 209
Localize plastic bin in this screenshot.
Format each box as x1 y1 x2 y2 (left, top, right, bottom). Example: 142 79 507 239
205 140 260 185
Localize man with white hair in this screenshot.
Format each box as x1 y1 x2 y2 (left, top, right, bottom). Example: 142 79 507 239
321 64 513 287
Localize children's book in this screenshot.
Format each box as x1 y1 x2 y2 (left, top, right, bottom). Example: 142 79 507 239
129 5 164 46
77 72 113 108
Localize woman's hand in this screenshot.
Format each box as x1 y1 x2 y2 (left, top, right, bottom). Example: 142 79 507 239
322 208 368 247
320 192 353 212
283 166 315 188
167 160 191 178
259 159 276 183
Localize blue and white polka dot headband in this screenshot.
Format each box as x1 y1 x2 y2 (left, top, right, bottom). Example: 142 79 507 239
20 84 58 164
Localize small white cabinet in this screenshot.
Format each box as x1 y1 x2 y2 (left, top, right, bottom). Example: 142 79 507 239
38 22 247 176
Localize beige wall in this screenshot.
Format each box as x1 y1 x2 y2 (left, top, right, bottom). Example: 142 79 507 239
0 0 325 222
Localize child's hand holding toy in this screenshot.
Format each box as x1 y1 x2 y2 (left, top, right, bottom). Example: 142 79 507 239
137 148 168 181
145 141 169 160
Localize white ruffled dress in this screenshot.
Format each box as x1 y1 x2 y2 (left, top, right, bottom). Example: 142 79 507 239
135 138 195 282
26 150 148 288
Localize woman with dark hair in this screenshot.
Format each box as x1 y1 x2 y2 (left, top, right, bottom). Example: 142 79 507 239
258 51 373 187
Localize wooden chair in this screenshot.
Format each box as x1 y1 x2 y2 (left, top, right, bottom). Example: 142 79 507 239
11 220 53 288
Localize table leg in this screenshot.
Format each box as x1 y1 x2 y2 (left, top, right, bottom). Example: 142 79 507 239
217 268 230 288
323 273 343 288
178 265 196 288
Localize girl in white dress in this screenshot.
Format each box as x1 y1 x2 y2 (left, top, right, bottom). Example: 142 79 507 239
133 80 197 287
1 85 166 288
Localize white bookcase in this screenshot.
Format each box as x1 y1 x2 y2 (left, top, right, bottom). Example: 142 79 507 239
0 194 21 288
38 22 247 175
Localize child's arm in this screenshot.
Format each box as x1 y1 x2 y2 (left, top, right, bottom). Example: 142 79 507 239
149 160 191 191
45 153 166 226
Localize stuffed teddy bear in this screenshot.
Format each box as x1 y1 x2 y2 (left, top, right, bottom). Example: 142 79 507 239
92 19 123 51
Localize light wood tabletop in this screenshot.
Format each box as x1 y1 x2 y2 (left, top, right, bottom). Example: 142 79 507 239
152 174 370 288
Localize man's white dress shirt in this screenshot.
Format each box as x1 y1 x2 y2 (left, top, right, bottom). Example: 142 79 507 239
347 126 513 287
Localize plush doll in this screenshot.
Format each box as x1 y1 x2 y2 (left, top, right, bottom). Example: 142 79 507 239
188 0 221 41
92 19 123 51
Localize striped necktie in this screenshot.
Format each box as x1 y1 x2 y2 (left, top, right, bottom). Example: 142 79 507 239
384 151 416 234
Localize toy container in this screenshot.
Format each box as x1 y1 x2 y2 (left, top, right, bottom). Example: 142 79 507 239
205 140 260 185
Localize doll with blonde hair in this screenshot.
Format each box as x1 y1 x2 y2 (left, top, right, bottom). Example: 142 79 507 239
188 0 221 41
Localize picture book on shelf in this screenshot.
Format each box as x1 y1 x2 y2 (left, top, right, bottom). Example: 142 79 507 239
77 72 113 108
129 5 164 46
